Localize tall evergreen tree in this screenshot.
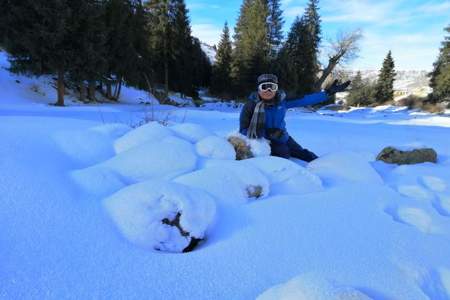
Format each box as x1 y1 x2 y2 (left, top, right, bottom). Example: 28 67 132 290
68 0 107 102
232 0 270 96
429 25 450 102
2 0 75 106
265 0 284 59
211 22 233 98
374 51 396 104
275 0 321 97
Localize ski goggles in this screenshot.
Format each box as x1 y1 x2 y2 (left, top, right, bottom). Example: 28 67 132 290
258 82 278 92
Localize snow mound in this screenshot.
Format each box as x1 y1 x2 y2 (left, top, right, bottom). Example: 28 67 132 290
257 273 372 300
170 123 212 143
90 123 132 139
53 127 118 166
71 167 127 197
245 156 324 195
308 151 383 186
114 121 173 153
175 161 270 206
103 180 216 253
104 136 197 182
196 135 236 160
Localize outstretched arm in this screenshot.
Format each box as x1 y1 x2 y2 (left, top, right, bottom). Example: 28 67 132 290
285 91 328 109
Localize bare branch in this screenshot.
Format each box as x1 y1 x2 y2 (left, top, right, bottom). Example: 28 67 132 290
316 29 363 90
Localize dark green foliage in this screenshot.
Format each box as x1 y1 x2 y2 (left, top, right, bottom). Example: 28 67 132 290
2 0 77 105
346 71 376 106
211 22 233 98
146 0 209 98
429 25 450 102
265 0 284 59
374 51 396 104
276 0 321 98
232 0 271 97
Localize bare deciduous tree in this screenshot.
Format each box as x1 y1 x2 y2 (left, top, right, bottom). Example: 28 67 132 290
316 30 363 90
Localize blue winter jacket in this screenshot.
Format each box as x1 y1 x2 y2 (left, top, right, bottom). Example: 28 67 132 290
239 90 328 144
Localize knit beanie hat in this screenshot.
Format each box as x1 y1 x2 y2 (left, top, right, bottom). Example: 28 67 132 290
257 74 278 85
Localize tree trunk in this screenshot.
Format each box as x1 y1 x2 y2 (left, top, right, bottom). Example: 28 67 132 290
79 81 87 102
115 77 123 101
55 68 65 106
106 81 113 99
88 80 97 102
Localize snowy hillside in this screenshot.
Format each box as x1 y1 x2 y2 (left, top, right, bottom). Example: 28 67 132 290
345 70 432 97
2 50 450 299
201 42 217 64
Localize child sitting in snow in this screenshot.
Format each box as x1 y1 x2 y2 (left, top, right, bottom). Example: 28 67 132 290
239 74 350 162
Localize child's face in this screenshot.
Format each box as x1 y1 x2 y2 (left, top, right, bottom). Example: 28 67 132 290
258 89 276 101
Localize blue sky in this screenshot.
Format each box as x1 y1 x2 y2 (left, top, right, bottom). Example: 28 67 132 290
185 0 450 71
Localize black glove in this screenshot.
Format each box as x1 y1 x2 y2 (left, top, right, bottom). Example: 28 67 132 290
325 80 351 96
266 128 284 139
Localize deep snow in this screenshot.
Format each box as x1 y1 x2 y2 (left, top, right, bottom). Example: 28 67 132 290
1 51 450 299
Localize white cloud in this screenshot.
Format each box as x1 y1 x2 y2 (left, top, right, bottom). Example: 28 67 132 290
191 23 223 46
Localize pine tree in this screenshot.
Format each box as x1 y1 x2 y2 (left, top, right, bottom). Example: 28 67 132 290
211 22 233 98
2 0 75 106
374 51 396 104
347 71 376 106
265 0 284 59
275 0 321 98
68 0 107 102
232 0 270 97
429 25 450 102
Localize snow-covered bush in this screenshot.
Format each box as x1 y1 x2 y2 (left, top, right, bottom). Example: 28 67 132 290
114 121 173 153
103 180 216 253
246 156 324 195
175 161 270 206
170 123 212 143
104 136 197 182
53 123 131 166
227 132 270 160
196 135 236 160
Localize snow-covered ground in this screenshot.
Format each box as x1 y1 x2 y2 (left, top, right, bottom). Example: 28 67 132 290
1 51 450 299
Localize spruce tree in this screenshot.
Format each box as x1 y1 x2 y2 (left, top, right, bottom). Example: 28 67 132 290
429 25 450 102
266 0 284 59
232 0 270 97
275 0 321 97
375 51 396 104
68 0 107 102
2 0 75 106
211 22 233 98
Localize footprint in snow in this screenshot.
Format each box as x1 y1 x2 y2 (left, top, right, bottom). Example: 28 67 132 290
434 195 450 217
420 176 447 193
397 184 434 201
419 267 450 300
384 205 438 234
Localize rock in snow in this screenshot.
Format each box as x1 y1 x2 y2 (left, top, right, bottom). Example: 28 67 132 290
376 146 437 165
103 180 216 253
